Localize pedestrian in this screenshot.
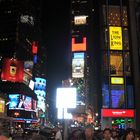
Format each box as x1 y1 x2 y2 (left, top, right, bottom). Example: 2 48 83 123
122 128 135 140
0 124 8 140
102 128 113 140
83 124 99 140
55 127 62 140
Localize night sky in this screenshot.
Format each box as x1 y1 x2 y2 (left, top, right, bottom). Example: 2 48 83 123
42 1 71 121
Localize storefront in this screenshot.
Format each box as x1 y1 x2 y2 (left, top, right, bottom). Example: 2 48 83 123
101 109 135 130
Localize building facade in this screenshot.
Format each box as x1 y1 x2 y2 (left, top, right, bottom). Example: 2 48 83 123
0 0 46 128
99 0 140 129
70 0 140 130
70 0 97 124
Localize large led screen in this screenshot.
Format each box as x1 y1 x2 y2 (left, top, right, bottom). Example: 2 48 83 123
56 88 77 109
9 94 32 111
110 52 123 76
74 15 87 25
24 96 32 110
9 94 20 109
73 52 84 59
72 37 86 52
111 89 125 108
72 58 84 78
34 77 46 91
36 95 45 112
1 58 24 82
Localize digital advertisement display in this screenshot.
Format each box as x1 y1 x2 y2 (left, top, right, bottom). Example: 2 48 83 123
23 70 32 85
9 94 32 111
111 77 124 84
9 94 20 109
74 15 87 25
56 87 77 109
73 52 84 59
34 78 46 91
111 90 124 108
24 61 33 71
110 53 123 76
34 77 46 112
0 100 5 113
72 37 86 52
109 26 122 50
1 58 24 82
72 58 84 78
36 94 45 112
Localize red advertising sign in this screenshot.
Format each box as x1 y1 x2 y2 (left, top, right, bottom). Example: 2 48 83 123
1 58 24 82
72 37 86 52
102 109 134 118
32 41 38 54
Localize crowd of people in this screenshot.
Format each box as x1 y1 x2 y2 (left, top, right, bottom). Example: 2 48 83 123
67 126 140 140
0 122 140 140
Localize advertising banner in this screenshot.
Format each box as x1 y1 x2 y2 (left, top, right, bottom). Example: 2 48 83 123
74 15 87 25
72 58 84 78
102 109 134 118
111 77 124 84
72 37 86 52
1 58 24 82
0 100 5 113
109 26 122 50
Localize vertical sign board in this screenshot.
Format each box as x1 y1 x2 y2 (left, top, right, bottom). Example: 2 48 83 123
109 26 123 50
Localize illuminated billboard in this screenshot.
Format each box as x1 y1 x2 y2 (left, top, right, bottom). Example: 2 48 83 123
109 26 122 50
1 58 24 82
57 108 72 119
73 52 84 59
74 15 88 25
23 61 33 85
34 78 46 91
0 100 5 113
110 52 123 76
111 89 124 108
56 87 77 109
111 77 124 84
34 77 46 112
8 94 32 111
72 37 86 52
102 109 134 118
72 58 84 78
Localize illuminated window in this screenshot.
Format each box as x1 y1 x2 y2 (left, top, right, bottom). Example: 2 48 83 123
110 52 123 76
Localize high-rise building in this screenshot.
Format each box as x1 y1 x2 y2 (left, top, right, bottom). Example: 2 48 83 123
70 0 96 124
0 0 46 127
70 0 140 129
98 0 140 129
